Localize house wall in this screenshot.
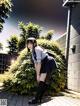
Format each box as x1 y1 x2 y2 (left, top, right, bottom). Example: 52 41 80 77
56 3 80 92
68 3 80 92
56 34 66 54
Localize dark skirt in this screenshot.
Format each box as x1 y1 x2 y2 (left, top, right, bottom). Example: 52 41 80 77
40 56 56 74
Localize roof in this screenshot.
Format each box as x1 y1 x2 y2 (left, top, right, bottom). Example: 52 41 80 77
56 32 67 41
63 0 80 7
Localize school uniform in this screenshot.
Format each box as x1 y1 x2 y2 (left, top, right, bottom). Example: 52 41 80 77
28 45 57 104
32 46 56 74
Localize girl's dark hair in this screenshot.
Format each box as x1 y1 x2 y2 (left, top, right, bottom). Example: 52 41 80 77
33 49 37 60
27 37 37 60
27 37 37 48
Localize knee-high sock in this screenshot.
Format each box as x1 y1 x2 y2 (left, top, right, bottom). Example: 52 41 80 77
28 81 48 104
35 81 48 100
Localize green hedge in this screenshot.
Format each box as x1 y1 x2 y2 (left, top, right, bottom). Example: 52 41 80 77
3 39 67 95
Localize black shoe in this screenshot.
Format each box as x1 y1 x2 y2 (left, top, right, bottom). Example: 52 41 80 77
28 98 41 104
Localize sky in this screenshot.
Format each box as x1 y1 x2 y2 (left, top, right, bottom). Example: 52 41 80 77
0 0 68 53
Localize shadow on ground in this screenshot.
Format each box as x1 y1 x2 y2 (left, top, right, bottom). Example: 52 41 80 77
0 89 55 106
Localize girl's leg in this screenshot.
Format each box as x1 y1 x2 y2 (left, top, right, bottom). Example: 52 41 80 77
39 73 47 82
37 73 48 101
28 73 48 104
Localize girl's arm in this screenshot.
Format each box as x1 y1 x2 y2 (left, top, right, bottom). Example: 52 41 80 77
34 63 41 82
34 47 42 75
33 46 42 81
35 63 41 76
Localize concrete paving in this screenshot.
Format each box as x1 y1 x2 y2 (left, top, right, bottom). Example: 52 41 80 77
0 91 80 106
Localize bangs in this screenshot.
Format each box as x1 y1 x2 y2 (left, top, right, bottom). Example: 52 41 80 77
27 40 33 44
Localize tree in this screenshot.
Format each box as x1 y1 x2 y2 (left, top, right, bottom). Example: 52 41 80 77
18 22 27 51
18 37 26 52
0 0 12 32
19 22 27 40
7 35 18 55
45 30 54 40
26 22 41 38
0 42 3 50
18 22 41 51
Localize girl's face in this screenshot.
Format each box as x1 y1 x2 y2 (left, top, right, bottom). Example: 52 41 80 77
27 42 33 51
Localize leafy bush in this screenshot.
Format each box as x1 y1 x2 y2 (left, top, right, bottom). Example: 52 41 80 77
3 39 67 95
0 0 12 32
0 71 13 83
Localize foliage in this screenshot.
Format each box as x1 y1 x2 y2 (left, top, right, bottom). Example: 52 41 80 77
18 22 41 51
26 22 41 38
37 39 61 55
7 35 18 55
40 30 54 40
3 39 67 95
0 71 14 83
45 30 54 40
0 42 3 50
18 37 26 52
0 0 12 32
19 22 27 40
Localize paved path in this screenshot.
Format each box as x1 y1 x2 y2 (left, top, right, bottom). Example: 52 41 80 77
0 91 80 106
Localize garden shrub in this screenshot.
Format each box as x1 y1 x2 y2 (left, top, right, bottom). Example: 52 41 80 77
3 39 67 95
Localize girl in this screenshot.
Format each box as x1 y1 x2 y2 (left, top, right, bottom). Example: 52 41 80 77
26 37 57 104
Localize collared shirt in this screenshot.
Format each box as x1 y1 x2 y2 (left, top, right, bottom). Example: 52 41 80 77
32 46 48 63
